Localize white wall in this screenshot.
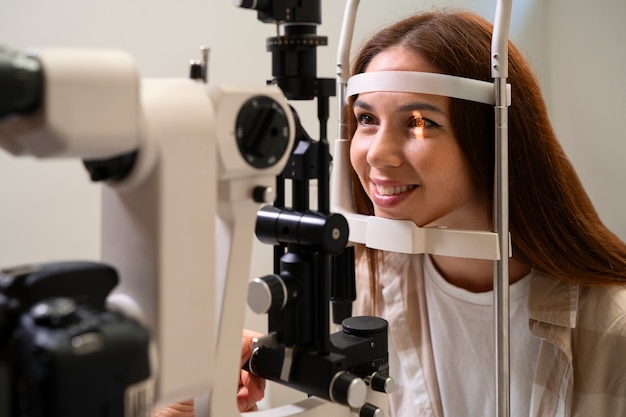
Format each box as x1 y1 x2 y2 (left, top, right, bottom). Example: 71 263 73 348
545 0 626 239
0 0 624 407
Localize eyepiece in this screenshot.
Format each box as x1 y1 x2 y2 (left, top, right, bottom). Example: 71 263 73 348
0 46 43 119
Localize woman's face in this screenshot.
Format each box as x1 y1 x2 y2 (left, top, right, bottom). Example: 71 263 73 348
350 46 489 229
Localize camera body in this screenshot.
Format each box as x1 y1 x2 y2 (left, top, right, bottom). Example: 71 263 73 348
0 262 152 417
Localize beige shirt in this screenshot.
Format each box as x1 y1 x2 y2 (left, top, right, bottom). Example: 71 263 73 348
353 251 626 417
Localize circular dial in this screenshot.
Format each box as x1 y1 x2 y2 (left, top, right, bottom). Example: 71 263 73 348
235 95 290 169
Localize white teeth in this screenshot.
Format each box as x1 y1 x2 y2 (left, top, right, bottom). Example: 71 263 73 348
375 184 414 196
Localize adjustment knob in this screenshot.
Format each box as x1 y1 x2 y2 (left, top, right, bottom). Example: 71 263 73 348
359 402 384 417
30 297 77 327
247 275 286 314
329 372 366 409
369 372 395 394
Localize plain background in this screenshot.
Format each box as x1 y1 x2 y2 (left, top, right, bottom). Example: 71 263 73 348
1 0 625 408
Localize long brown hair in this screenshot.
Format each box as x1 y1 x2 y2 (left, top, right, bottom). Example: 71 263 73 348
346 9 626 296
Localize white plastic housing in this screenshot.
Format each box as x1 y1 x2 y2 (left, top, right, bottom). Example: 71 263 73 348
0 48 141 159
103 80 297 413
209 84 294 182
102 78 218 405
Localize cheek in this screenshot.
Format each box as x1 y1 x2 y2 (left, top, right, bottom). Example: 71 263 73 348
349 136 368 177
437 153 477 197
413 142 473 190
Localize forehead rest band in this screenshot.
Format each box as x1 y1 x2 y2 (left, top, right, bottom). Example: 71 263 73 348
346 71 511 106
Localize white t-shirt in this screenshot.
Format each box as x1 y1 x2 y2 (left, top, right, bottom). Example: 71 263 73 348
423 255 540 417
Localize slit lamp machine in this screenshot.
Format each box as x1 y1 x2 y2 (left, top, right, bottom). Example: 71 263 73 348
0 1 514 416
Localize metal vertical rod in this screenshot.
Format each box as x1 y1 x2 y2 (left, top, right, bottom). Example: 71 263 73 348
494 77 510 417
492 1 513 416
336 0 360 139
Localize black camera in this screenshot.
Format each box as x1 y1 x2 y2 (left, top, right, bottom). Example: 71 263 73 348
0 261 152 417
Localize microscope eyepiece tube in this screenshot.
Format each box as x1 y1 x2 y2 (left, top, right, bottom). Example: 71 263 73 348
0 47 43 119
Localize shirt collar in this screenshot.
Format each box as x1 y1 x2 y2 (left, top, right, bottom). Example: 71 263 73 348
528 271 579 328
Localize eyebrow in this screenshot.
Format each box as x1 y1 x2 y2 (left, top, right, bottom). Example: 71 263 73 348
354 98 445 114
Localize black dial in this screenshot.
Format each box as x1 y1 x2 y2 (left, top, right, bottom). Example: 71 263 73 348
31 297 77 327
235 95 291 169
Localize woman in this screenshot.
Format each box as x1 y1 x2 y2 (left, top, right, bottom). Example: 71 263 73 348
156 8 626 417
347 9 626 417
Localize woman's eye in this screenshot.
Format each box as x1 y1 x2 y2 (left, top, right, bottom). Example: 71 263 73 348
356 113 376 126
412 118 425 128
410 117 439 129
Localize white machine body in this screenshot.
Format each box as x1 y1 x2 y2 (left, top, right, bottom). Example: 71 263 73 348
0 48 141 159
0 47 295 412
0 44 391 417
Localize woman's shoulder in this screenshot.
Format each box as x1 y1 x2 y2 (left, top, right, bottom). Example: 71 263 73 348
577 281 626 330
572 282 626 403
530 270 626 332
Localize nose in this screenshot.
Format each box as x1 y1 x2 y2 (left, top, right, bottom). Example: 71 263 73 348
366 126 403 168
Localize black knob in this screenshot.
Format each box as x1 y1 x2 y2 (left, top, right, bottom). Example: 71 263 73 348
329 372 366 409
359 402 384 417
30 297 77 327
0 46 43 119
189 60 203 80
370 372 395 394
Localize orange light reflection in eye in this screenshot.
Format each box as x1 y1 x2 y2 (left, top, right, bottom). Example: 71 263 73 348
412 111 426 140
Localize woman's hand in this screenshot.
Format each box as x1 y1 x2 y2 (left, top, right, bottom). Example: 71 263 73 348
152 400 194 417
152 329 267 416
237 329 266 412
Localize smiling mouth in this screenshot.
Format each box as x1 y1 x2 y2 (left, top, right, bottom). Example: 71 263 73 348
374 184 418 196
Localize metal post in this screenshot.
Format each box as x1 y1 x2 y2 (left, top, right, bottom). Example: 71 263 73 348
492 1 513 416
336 0 359 140
494 76 510 417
